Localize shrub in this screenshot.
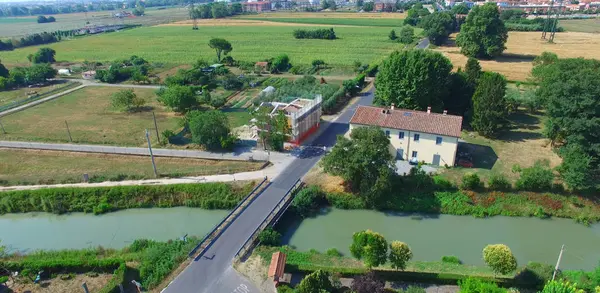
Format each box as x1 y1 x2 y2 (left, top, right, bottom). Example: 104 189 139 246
515 161 554 191
326 248 342 257
0 276 7 284
258 228 281 246
98 263 127 293
488 174 512 191
277 285 295 293
459 277 505 293
139 239 197 289
292 186 325 217
514 262 555 289
441 255 461 264
326 192 366 209
293 28 337 39
389 241 412 270
461 173 483 190
483 244 518 275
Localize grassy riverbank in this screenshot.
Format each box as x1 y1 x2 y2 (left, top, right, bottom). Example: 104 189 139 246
0 181 256 215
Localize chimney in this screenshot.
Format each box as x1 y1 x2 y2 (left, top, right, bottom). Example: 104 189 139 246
391 103 395 110
427 107 431 114
443 110 448 115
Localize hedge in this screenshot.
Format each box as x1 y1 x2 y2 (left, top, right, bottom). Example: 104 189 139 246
0 257 122 275
0 182 255 215
98 263 128 293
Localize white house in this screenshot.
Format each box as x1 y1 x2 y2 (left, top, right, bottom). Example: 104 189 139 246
349 105 463 166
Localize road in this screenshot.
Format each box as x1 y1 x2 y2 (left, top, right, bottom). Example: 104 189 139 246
162 89 374 293
416 38 430 49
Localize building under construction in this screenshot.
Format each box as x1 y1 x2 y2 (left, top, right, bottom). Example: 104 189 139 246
259 95 322 145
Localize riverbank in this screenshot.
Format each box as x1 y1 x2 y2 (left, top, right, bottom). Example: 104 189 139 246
0 181 256 215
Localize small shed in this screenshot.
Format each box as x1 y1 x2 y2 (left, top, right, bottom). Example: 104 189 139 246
268 252 291 286
82 70 96 80
261 86 276 96
255 61 269 73
58 69 71 76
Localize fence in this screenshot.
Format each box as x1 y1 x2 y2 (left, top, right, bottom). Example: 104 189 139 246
188 176 269 260
0 82 81 114
234 179 304 261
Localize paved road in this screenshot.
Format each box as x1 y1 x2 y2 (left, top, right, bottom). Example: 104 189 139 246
162 89 374 293
416 38 431 49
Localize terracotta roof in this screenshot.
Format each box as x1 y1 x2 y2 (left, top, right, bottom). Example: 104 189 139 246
268 252 287 280
349 106 463 137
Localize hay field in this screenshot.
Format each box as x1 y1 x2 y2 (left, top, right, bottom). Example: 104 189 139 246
560 18 600 33
435 31 600 81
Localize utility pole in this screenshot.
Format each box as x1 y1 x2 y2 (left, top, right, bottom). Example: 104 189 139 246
549 0 563 43
145 129 159 178
65 120 73 142
152 111 160 144
552 244 565 281
0 120 6 134
542 0 554 39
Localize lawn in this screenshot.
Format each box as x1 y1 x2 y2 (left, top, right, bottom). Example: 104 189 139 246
0 86 181 146
434 31 600 81
0 148 265 186
560 18 600 33
0 24 408 66
237 17 406 27
0 81 73 107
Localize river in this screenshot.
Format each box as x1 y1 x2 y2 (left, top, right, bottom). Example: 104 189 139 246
280 208 600 271
0 207 228 253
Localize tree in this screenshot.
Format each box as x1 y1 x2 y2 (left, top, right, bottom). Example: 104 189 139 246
351 272 385 293
375 49 452 111
157 85 197 113
451 3 470 14
37 15 48 23
444 71 474 118
389 241 412 270
292 186 325 217
296 270 333 293
541 280 584 293
471 72 507 137
210 96 226 109
252 107 291 151
0 60 8 78
312 59 326 69
111 89 146 112
322 126 395 206
389 29 398 41
399 26 415 44
483 244 517 275
420 12 455 45
208 38 232 62
464 57 482 85
456 3 508 59
28 47 56 63
187 110 235 150
24 63 57 84
271 54 290 73
258 228 281 246
350 230 388 268
558 145 594 191
363 1 374 12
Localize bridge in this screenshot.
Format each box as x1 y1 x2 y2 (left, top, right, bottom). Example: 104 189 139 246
161 90 374 293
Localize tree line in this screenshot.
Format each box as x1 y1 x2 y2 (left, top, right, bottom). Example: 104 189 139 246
189 2 243 20
0 62 57 92
293 28 337 40
36 15 56 23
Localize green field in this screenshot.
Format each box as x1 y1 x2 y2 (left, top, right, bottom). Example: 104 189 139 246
237 17 406 27
0 148 265 185
0 86 180 146
561 18 600 33
0 25 408 66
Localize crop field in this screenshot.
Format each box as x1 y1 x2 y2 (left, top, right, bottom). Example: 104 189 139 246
560 18 600 33
435 31 600 81
0 87 181 146
238 12 406 19
0 7 189 38
237 17 406 27
0 22 407 66
0 148 264 185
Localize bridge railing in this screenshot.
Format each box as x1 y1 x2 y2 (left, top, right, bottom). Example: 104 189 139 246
188 176 269 260
234 179 304 261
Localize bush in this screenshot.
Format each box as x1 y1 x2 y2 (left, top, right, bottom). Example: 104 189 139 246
258 228 281 246
326 192 367 209
461 173 483 190
293 28 337 39
459 277 505 293
514 262 555 289
515 161 554 191
277 285 295 293
326 248 342 257
292 186 325 217
441 255 461 264
98 263 127 293
488 174 511 191
139 239 198 289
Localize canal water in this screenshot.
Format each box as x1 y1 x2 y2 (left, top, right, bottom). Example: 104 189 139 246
280 208 600 271
0 207 228 253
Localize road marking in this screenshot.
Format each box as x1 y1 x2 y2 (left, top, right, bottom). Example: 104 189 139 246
232 284 250 293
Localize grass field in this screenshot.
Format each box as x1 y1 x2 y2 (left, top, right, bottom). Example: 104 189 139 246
560 18 600 33
0 7 189 38
0 81 77 107
0 86 181 146
435 31 600 81
237 12 406 19
0 148 265 185
0 22 409 66
237 17 406 27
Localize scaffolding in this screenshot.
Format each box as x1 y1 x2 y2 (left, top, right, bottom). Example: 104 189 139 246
287 95 322 144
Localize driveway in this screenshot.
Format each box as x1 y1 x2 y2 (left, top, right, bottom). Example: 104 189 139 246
395 160 438 175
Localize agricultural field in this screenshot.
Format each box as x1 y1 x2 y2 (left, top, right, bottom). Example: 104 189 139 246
237 12 406 19
435 31 600 81
0 86 181 146
237 17 406 27
560 18 600 33
0 21 409 67
0 7 189 38
0 148 265 185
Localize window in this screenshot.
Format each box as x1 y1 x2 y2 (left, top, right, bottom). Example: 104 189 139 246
436 137 443 145
398 132 405 139
414 133 420 141
385 130 390 137
412 151 418 158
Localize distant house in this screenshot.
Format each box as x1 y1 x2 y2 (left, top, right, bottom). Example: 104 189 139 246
243 1 272 12
82 70 96 80
349 105 463 166
255 61 269 73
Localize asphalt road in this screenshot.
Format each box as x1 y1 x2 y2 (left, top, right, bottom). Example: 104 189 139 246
416 38 431 49
162 90 374 293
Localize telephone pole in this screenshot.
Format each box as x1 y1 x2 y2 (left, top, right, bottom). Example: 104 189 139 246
65 120 73 142
145 129 158 177
152 111 160 144
552 244 565 281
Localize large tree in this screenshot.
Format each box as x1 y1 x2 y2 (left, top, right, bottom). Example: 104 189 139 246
208 38 232 62
28 47 56 64
375 49 452 111
296 270 333 293
533 56 600 190
350 230 388 268
187 110 235 150
471 71 507 137
157 85 198 113
456 3 508 59
252 107 291 151
111 89 146 112
483 244 517 275
399 26 415 44
322 126 395 207
451 3 470 14
464 57 482 85
419 12 455 45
